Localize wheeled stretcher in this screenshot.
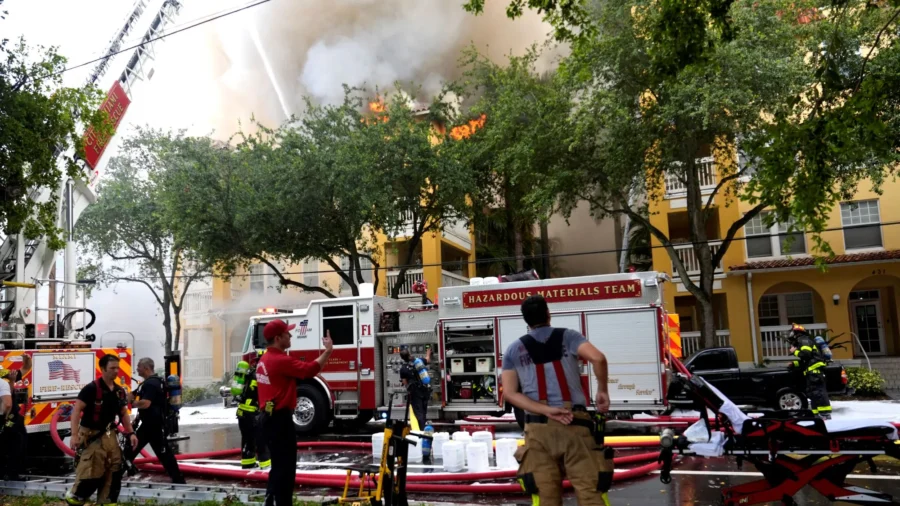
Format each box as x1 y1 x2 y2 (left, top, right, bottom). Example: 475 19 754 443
659 372 900 505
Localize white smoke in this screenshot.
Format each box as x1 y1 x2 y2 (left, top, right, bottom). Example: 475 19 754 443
206 0 556 121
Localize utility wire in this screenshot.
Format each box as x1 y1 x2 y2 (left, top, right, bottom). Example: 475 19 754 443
41 0 271 82
94 218 900 281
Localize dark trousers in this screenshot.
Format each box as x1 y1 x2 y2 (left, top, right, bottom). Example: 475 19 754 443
264 411 297 506
806 372 832 418
127 422 185 484
239 412 271 468
408 389 429 428
0 415 26 479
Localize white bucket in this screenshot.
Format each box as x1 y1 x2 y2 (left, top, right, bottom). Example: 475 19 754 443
452 431 473 442
471 431 494 460
372 432 385 460
442 441 466 472
407 435 422 463
432 432 451 458
495 438 519 469
466 442 490 473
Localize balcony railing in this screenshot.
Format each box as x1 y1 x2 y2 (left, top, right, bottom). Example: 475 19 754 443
760 323 827 357
672 241 723 278
386 269 425 298
442 270 470 288
665 156 717 197
183 357 214 387
387 268 470 297
681 330 731 357
229 352 245 374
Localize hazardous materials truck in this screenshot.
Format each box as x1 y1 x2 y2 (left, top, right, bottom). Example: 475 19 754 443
236 271 674 434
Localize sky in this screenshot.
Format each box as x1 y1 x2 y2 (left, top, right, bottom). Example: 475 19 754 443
3 0 553 368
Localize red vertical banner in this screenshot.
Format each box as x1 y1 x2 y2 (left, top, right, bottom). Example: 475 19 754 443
83 81 132 171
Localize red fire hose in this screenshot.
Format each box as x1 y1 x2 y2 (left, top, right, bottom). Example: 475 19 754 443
50 405 667 494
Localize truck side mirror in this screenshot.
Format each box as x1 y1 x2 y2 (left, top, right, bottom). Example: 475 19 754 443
687 364 695 373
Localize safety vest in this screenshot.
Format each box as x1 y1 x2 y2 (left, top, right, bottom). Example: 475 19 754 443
518 328 577 406
237 373 260 415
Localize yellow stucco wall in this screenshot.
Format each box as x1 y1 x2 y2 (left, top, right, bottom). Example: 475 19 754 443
650 146 900 362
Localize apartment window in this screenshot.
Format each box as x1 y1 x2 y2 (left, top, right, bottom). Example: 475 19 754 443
303 259 319 288
249 264 265 293
744 212 806 258
841 200 882 250
758 292 815 327
184 290 211 314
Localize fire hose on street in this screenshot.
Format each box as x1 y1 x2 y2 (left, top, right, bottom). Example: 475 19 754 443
49 406 669 494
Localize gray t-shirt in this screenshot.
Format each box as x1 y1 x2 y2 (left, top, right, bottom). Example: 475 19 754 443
502 326 588 411
0 378 10 398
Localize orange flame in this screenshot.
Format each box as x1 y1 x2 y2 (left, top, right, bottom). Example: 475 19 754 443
369 100 385 113
450 114 486 140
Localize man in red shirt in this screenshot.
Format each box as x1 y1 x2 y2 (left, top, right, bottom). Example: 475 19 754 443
256 319 333 506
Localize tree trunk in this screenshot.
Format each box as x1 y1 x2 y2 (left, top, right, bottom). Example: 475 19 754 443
390 230 425 299
540 220 550 278
682 149 718 350
514 225 525 272
504 182 517 272
698 293 717 349
163 310 174 355
173 308 182 352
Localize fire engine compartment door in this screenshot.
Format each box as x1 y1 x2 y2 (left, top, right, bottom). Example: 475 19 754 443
585 309 663 410
319 304 360 382
32 352 96 401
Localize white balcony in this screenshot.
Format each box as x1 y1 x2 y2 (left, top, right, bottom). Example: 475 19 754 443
387 268 470 297
386 268 425 298
183 357 214 387
760 323 827 358
229 351 245 374
442 270 470 288
665 156 717 198
442 219 472 250
672 241 723 278
681 330 731 357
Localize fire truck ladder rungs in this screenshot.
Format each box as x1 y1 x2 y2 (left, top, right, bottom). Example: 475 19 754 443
1 475 267 504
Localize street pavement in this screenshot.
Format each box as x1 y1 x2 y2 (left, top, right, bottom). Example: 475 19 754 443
143 422 900 505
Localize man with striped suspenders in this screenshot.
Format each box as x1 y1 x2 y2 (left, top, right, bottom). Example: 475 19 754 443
502 295 614 506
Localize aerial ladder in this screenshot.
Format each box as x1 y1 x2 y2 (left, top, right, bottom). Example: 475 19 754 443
0 0 183 345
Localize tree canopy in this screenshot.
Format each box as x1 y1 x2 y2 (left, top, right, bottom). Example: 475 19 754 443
78 129 208 354
1 37 110 248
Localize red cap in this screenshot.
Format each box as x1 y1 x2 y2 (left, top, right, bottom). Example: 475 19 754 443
263 319 296 341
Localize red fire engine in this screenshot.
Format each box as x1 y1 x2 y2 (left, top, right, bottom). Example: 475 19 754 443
237 271 675 434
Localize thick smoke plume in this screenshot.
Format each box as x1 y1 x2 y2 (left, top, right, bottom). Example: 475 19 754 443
208 0 555 126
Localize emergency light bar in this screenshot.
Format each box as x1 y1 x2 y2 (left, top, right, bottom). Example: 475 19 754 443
258 307 291 314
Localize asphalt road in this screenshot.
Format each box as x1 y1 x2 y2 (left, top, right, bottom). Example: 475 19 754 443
130 422 900 506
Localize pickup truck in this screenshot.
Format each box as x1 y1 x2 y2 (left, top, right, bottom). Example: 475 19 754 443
668 347 851 410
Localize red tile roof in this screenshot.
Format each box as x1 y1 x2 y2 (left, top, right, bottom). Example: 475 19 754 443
729 249 900 271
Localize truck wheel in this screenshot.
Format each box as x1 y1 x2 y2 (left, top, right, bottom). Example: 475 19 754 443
294 384 329 435
775 388 808 411
513 407 524 430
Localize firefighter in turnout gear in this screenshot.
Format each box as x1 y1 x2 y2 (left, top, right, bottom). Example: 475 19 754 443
788 323 832 419
66 354 138 506
0 366 26 481
399 345 432 429
503 295 614 506
234 350 270 469
125 358 185 484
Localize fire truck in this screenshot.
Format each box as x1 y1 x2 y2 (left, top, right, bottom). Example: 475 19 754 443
237 271 674 434
0 336 134 433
